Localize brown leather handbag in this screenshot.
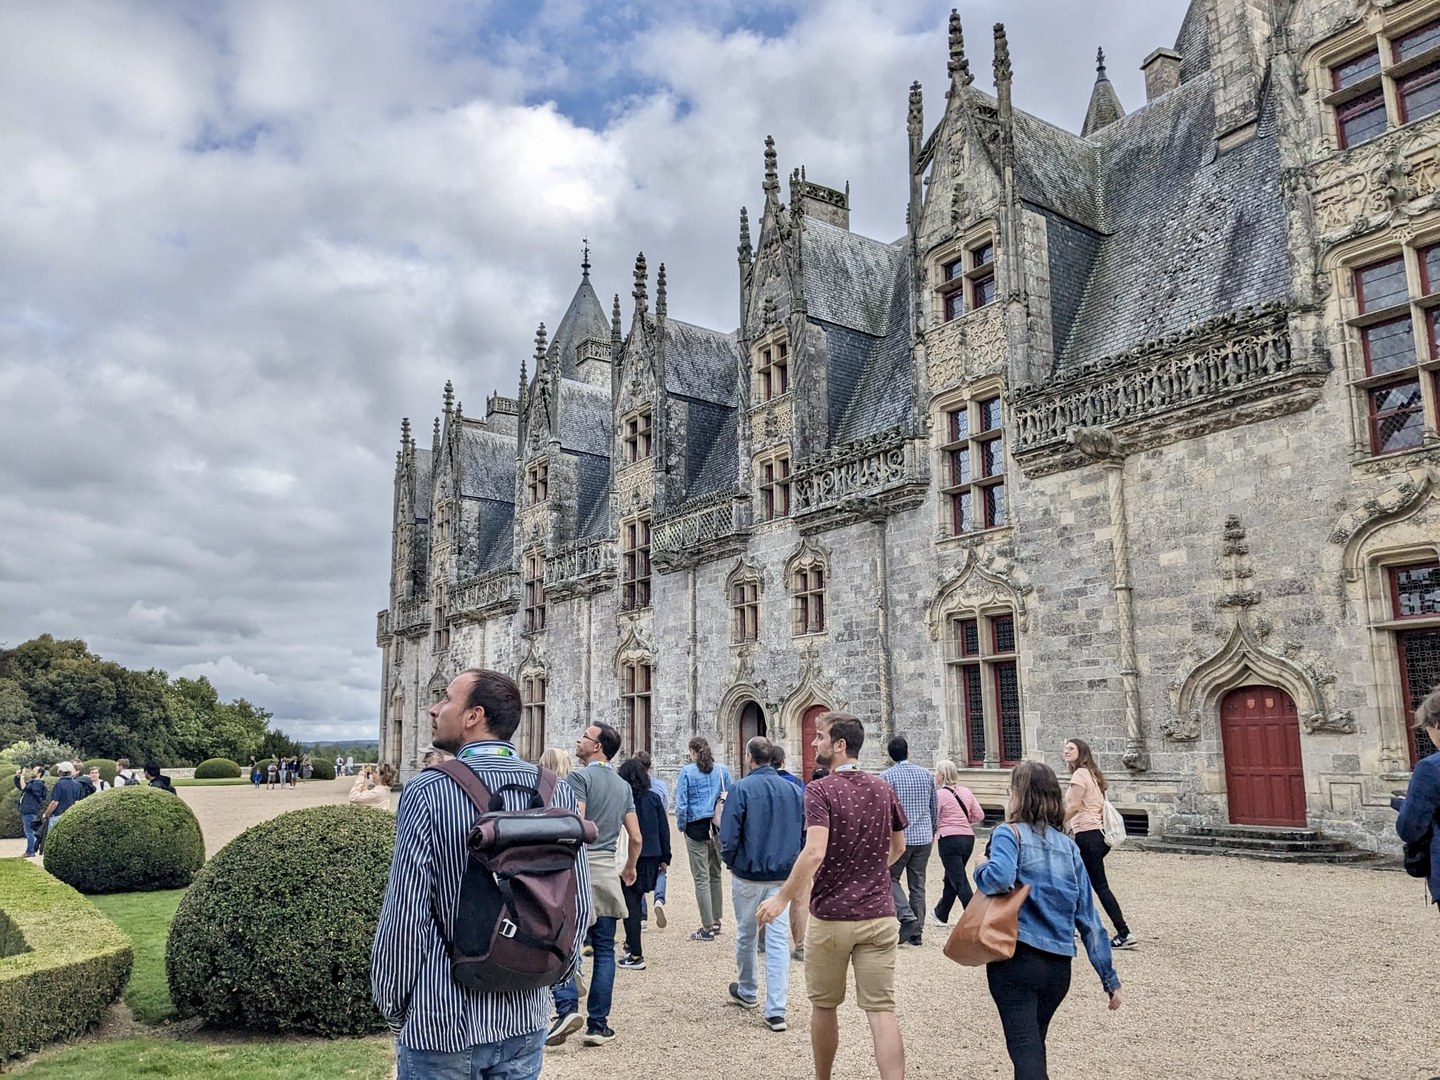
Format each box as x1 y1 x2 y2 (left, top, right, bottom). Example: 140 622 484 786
943 824 1031 967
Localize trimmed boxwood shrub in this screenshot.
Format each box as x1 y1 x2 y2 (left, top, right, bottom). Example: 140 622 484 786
167 805 395 1036
0 781 48 840
0 858 132 1061
43 786 205 894
193 757 241 779
83 759 116 784
307 757 336 781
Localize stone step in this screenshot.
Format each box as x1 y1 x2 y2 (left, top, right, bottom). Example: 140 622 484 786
1149 833 1351 854
1165 824 1322 843
1134 840 1382 865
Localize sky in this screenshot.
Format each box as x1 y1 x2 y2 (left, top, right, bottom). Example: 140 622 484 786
0 0 1192 741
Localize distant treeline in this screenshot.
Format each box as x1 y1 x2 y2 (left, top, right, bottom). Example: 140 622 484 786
0 635 301 766
302 740 380 763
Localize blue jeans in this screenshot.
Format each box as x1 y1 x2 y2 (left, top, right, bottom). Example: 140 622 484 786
396 1027 544 1079
655 868 667 904
20 812 39 856
731 877 790 1017
552 916 617 1028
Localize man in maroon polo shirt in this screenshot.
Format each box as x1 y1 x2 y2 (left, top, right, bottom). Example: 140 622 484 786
758 711 908 1080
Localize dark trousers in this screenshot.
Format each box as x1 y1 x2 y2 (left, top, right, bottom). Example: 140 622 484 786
933 834 976 921
889 842 931 936
1073 828 1129 937
622 879 646 960
986 942 1072 1080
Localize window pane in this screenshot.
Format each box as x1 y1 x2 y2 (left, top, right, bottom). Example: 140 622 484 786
955 490 974 533
949 409 969 442
1399 63 1440 122
992 615 1015 654
1399 630 1440 762
1338 92 1388 147
950 447 972 485
985 483 1007 528
1395 21 1440 62
812 594 825 632
962 666 986 766
1356 258 1409 312
1425 246 1440 295
944 259 963 282
973 274 997 308
944 290 964 322
978 397 1002 433
1393 563 1440 617
981 436 1004 478
1333 50 1381 88
959 618 979 657
1362 317 1416 375
996 662 1023 764
1370 380 1425 453
971 242 995 267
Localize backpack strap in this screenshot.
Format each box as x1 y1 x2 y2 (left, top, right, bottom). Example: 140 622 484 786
431 758 497 815
534 766 557 808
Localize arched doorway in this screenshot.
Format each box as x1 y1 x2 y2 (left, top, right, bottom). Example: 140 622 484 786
738 701 766 776
801 704 828 781
1220 684 1306 827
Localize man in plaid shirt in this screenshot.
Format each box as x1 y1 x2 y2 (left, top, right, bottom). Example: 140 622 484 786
880 736 938 946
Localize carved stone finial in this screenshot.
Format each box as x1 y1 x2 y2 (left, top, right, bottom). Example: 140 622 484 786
518 355 527 395
948 10 972 86
581 237 591 283
907 81 923 140
400 417 411 445
1096 47 1106 78
611 293 622 347
993 23 1012 85
656 263 667 320
432 415 440 444
763 135 779 198
443 380 454 415
738 206 752 265
533 323 548 367
454 400 462 419
632 252 648 311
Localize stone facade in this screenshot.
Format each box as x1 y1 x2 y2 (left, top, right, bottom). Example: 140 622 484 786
378 0 1440 853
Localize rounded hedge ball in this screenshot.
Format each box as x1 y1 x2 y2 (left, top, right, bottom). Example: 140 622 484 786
307 757 336 781
167 804 396 1036
43 786 205 893
193 757 242 780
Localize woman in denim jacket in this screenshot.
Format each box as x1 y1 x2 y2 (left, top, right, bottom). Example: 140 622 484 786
975 761 1122 1080
673 736 733 940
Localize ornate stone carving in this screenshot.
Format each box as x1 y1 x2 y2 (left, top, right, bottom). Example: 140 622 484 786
449 571 520 620
751 399 794 448
652 491 747 568
615 462 655 513
518 503 548 547
545 537 616 596
392 597 430 636
1159 713 1201 741
925 303 1007 393
519 637 546 676
1328 467 1438 579
792 430 929 521
1302 709 1357 735
614 623 656 675
1012 306 1325 475
927 546 1033 637
1065 425 1123 463
1309 123 1440 243
1216 516 1261 611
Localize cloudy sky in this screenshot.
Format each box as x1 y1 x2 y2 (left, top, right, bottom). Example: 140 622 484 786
0 0 1191 741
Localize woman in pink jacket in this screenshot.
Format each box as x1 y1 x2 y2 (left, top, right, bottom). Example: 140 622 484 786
929 759 987 926
1063 738 1135 949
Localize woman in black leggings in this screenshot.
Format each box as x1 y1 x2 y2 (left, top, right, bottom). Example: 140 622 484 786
1062 738 1134 949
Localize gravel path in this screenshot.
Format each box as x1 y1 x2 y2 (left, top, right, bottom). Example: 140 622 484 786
4 787 1434 1078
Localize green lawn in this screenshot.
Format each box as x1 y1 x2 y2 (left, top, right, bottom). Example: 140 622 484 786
11 1036 393 1078
88 890 185 1024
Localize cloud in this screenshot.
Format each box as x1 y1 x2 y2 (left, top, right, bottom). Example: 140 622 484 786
0 0 1191 739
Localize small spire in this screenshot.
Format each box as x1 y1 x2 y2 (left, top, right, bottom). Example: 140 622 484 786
432 415 440 444
1081 44 1125 136
443 380 454 416
632 252 648 311
907 81 923 141
948 10 972 87
763 136 778 199
581 237 591 283
454 400 462 418
400 417 411 446
533 323 548 367
656 263 667 320
611 293 622 349
738 206 751 265
1096 47 1107 79
993 23 1011 85
518 354 527 395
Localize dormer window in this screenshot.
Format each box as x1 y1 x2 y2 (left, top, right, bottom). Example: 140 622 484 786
937 234 997 323
1322 16 1440 149
526 459 548 505
623 409 653 463
757 340 789 402
757 452 792 521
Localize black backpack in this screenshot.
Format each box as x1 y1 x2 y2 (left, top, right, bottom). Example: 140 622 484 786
430 759 597 993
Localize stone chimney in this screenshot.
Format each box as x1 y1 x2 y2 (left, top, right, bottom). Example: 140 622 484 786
1141 47 1183 102
483 393 519 436
790 168 850 230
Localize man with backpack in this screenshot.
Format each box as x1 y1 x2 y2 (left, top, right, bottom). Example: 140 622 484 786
371 669 592 1080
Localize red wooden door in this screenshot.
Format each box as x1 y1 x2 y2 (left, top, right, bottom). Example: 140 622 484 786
801 704 827 780
1220 685 1306 827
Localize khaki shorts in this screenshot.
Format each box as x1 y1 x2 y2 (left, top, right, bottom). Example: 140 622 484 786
804 916 899 1012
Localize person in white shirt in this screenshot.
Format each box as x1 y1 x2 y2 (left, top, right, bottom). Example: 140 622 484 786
345 754 356 776
87 767 111 792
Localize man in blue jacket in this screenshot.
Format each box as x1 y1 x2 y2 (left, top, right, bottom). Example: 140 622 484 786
1396 688 1440 908
719 736 804 1032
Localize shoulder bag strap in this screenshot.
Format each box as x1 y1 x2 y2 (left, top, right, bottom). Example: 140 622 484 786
534 765 557 807
432 758 496 815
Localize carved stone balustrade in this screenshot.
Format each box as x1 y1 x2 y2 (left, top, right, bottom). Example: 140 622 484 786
792 429 930 527
545 537 616 597
652 492 749 569
392 598 430 635
1011 305 1329 475
449 571 519 621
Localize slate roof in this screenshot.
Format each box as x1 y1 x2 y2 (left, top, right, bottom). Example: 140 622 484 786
474 501 514 572
547 277 611 379
663 319 740 406
1081 72 1125 137
1010 108 1103 231
575 453 611 540
559 379 613 456
833 255 914 443
456 424 516 503
685 398 738 500
1175 0 1211 85
800 220 904 336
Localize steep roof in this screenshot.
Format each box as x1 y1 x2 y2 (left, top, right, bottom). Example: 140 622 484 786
1081 59 1125 137
547 276 611 379
663 319 740 406
558 379 613 457
1010 108 1104 231
684 398 739 501
456 424 516 503
833 255 914 443
800 220 904 337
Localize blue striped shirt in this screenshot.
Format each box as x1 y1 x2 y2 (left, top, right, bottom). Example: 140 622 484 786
881 760 939 846
370 741 592 1051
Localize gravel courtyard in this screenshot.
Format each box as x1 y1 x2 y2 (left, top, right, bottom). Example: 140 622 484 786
4 784 1435 1078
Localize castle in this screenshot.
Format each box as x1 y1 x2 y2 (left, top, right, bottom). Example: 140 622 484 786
379 0 1440 851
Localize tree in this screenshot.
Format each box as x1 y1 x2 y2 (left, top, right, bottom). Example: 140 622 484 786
0 678 38 748
259 729 301 760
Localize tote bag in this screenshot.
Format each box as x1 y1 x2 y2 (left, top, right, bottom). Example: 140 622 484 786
943 824 1031 967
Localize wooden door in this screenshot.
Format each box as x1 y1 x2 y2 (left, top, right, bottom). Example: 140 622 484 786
738 702 766 776
1220 685 1306 827
801 704 827 780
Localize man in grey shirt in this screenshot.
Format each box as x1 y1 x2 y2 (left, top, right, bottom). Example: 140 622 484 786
549 722 640 1048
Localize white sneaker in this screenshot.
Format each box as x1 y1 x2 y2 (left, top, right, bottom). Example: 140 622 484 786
653 900 667 928
927 912 947 928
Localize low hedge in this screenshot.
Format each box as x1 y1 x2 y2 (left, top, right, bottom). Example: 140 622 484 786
307 757 336 781
193 758 241 780
44 787 205 894
0 858 133 1061
83 759 116 785
167 805 395 1036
